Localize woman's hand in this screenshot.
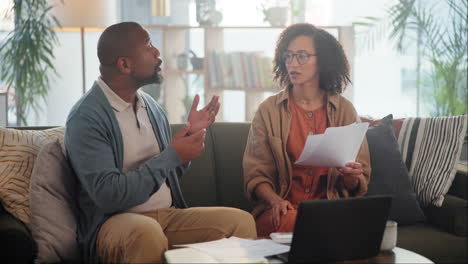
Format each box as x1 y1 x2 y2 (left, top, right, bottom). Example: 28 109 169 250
254 183 293 230
338 162 363 190
269 199 294 230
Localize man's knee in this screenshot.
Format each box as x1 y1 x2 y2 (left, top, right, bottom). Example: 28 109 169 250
126 215 168 262
98 213 168 263
130 215 167 244
221 208 257 239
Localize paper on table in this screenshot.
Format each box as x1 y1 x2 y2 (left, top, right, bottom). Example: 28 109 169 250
295 122 369 167
174 237 290 262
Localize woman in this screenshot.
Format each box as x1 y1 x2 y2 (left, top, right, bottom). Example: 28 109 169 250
243 23 371 237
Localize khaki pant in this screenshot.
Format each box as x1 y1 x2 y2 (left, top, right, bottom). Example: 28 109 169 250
96 207 257 263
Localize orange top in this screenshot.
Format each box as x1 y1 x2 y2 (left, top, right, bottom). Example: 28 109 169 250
286 100 329 206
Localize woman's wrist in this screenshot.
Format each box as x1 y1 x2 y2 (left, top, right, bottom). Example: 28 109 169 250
343 176 359 191
256 183 283 206
267 195 284 207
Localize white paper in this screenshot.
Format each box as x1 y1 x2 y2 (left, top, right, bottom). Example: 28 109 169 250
174 237 290 262
295 122 369 167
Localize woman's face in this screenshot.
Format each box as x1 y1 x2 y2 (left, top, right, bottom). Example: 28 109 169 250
284 35 318 86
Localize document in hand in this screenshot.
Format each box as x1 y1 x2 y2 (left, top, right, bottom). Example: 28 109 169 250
295 122 369 167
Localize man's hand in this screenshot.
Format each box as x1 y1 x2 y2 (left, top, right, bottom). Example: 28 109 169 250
171 123 206 164
187 94 220 134
338 162 362 190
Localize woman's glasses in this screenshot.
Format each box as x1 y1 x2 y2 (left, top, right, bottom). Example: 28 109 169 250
282 51 316 65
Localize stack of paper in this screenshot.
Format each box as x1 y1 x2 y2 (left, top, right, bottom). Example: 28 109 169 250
295 122 369 167
167 237 290 263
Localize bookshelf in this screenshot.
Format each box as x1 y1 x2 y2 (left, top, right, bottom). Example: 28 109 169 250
144 25 354 123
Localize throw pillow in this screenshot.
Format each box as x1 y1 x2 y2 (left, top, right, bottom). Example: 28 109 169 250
29 140 80 263
360 116 405 139
0 127 64 227
366 114 426 225
397 115 468 207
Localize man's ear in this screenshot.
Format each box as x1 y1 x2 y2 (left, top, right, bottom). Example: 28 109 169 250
116 57 132 74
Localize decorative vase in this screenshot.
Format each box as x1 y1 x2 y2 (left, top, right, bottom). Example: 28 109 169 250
264 6 289 27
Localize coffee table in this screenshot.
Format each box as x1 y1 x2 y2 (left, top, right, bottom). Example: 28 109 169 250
267 247 433 264
338 247 433 264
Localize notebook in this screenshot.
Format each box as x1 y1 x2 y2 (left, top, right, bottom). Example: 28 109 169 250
277 195 392 263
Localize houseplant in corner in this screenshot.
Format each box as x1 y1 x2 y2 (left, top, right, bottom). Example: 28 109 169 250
0 0 60 126
354 0 467 117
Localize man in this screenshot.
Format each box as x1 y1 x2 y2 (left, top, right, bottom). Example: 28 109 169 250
64 22 256 263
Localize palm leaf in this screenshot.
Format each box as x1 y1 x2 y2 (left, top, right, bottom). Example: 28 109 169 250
0 0 60 125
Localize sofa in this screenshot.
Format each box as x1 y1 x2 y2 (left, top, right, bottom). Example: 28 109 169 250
0 122 466 263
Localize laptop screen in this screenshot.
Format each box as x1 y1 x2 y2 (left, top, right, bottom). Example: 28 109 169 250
287 195 391 263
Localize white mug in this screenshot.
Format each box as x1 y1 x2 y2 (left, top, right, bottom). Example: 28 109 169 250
380 220 398 251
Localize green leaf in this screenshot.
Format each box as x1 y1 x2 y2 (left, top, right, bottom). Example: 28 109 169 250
0 0 59 126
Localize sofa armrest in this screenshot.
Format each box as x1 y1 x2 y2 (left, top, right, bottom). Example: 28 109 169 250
424 194 467 237
0 204 35 264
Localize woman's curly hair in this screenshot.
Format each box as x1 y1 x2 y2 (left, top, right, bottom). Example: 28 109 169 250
273 23 351 95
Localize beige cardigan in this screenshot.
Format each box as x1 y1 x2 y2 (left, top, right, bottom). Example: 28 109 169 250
243 89 371 217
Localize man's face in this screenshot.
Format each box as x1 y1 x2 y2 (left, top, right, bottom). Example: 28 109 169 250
129 27 163 87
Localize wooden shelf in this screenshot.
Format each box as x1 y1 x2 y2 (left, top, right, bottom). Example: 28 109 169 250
211 87 281 92
159 25 351 123
142 24 342 30
165 69 204 75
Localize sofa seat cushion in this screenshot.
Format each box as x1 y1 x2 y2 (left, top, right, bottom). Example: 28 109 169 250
398 223 467 263
0 127 64 228
424 194 467 237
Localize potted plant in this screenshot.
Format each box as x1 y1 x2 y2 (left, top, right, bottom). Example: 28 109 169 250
0 0 60 126
354 0 467 117
259 0 290 27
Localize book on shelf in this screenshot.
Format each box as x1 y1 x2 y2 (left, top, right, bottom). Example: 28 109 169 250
208 51 277 90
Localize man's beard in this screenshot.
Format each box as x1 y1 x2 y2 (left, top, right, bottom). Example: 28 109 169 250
134 71 164 88
151 72 164 85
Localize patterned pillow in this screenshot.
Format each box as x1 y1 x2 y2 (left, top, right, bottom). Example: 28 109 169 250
0 127 64 227
398 115 467 207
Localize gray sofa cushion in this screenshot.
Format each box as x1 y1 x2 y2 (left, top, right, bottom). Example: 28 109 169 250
29 140 80 263
210 123 252 211
176 123 252 211
365 115 426 225
172 124 218 207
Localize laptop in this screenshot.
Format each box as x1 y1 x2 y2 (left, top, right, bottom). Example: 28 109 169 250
276 195 392 263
